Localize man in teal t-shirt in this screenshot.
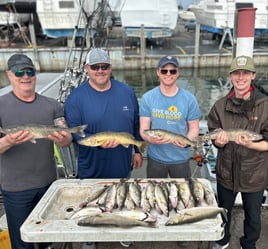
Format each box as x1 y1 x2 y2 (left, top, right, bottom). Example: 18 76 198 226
140 55 201 178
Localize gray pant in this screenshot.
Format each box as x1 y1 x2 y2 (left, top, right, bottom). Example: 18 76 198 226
147 156 191 178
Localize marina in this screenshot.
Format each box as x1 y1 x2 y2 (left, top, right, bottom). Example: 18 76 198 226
0 1 268 71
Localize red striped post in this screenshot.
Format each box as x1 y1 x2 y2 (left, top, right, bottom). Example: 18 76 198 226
236 8 257 57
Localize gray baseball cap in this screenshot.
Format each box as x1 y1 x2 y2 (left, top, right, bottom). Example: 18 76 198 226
86 48 110 65
8 54 35 72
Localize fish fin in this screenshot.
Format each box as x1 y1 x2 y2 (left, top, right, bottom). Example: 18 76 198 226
137 141 147 153
75 124 88 137
30 139 36 144
121 144 130 148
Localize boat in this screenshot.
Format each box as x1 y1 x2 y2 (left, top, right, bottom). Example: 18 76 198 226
0 0 35 43
120 0 178 39
0 11 30 26
36 0 114 39
190 0 268 35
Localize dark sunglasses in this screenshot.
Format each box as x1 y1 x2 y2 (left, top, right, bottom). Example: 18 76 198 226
89 64 110 71
160 69 178 75
14 69 35 77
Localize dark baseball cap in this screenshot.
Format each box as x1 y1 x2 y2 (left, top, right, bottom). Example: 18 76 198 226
158 55 179 68
8 54 35 72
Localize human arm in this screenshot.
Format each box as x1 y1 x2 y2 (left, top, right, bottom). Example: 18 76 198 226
234 135 268 151
187 119 200 141
0 131 34 154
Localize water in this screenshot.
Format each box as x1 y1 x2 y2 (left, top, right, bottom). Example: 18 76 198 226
1 67 268 119
112 67 268 119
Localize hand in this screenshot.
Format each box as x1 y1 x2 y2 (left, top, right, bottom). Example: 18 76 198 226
215 130 229 147
5 130 34 145
172 138 188 148
149 135 171 145
234 134 252 147
132 153 143 169
47 131 72 147
100 138 120 148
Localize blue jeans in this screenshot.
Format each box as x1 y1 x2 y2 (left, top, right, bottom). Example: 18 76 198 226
1 186 51 249
216 183 264 249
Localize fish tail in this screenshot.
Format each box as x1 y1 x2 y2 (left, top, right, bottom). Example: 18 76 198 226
75 124 88 137
220 208 228 224
197 134 210 143
137 141 147 153
191 140 203 155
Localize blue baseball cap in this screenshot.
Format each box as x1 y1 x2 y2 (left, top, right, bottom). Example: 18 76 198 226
158 55 179 68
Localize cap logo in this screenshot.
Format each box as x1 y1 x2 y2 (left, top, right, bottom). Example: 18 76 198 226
166 56 172 60
236 57 247 66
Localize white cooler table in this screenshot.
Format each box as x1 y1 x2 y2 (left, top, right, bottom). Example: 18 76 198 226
20 178 224 243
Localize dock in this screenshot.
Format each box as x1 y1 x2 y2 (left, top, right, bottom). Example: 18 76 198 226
1 22 268 71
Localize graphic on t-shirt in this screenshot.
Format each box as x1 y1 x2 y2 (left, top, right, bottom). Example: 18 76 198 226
152 105 181 120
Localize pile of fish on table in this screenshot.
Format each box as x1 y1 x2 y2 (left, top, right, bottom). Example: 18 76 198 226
68 178 227 228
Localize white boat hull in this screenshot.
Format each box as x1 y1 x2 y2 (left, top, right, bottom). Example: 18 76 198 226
191 0 268 34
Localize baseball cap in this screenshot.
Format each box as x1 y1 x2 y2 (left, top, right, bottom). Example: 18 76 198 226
8 54 35 72
158 55 179 68
230 55 255 73
86 48 110 65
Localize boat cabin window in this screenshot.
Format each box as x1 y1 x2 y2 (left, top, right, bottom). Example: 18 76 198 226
59 1 74 8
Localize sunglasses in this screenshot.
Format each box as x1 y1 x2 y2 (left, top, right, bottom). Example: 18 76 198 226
14 69 35 77
89 64 110 71
160 69 178 75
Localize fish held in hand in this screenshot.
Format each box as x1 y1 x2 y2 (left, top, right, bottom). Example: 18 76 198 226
144 129 199 149
165 207 227 225
199 128 263 142
78 131 147 153
0 124 87 143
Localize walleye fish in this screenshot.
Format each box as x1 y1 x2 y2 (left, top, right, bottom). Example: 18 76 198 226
77 212 157 227
0 124 87 143
202 183 217 206
124 189 136 210
129 181 142 207
116 181 128 210
113 210 157 223
144 129 198 148
140 184 151 213
104 184 117 212
178 181 195 208
155 183 169 217
168 182 178 209
78 131 147 153
165 207 227 226
69 207 103 220
146 181 156 209
189 178 205 206
199 128 263 142
86 184 109 203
